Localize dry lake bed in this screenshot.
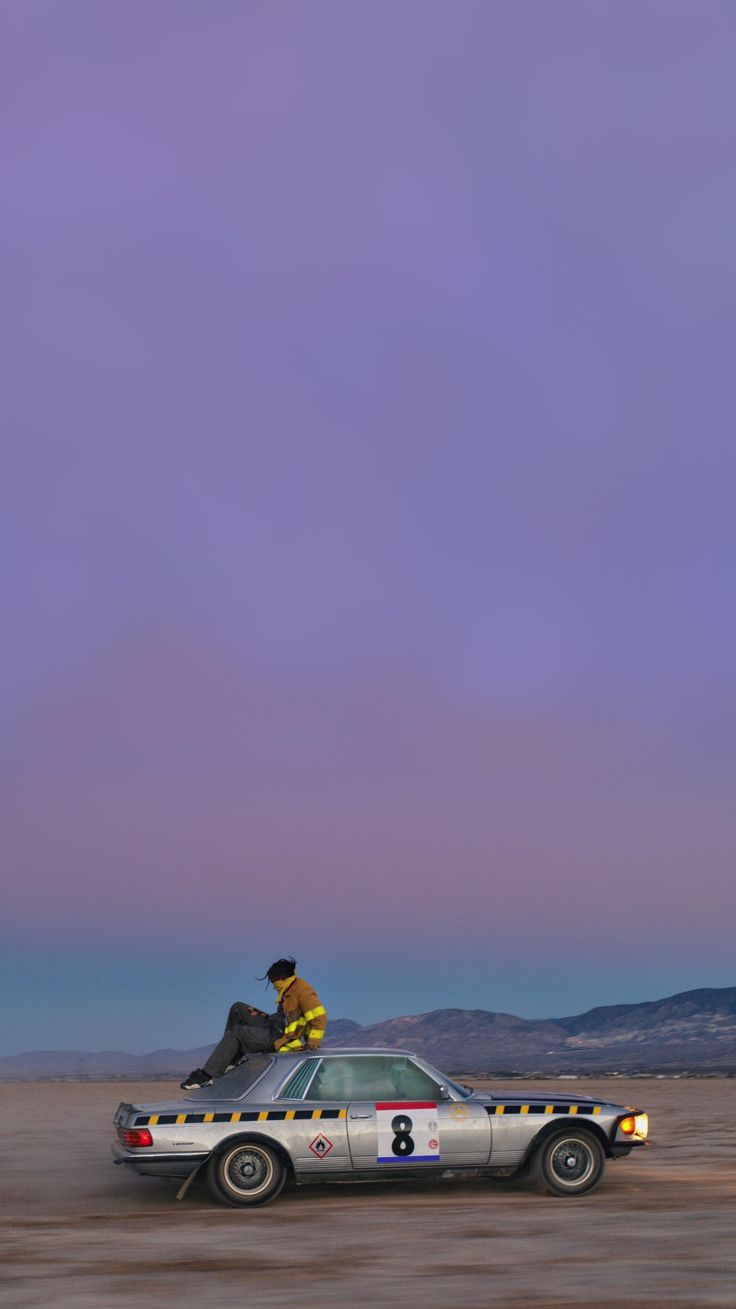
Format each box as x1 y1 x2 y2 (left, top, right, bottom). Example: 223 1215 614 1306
0 1077 734 1307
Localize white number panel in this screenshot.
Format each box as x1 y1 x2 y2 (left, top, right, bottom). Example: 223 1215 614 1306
375 1100 440 1163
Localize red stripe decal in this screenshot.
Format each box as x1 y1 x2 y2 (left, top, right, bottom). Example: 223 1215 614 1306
374 1101 437 1110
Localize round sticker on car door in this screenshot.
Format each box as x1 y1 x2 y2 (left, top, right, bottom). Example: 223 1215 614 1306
375 1101 440 1162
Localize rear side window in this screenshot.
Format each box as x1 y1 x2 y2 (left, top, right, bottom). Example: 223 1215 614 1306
279 1059 320 1099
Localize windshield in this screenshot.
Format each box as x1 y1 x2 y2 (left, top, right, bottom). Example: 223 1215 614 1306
182 1054 275 1101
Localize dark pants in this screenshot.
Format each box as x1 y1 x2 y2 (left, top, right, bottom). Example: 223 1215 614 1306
203 1002 278 1078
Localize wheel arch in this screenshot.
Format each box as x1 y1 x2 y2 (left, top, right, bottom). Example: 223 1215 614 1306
521 1116 611 1167
210 1131 295 1178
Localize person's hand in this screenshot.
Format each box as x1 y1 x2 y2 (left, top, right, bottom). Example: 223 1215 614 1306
305 1041 321 1051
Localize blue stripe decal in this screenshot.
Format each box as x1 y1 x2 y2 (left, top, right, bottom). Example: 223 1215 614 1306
376 1155 442 1163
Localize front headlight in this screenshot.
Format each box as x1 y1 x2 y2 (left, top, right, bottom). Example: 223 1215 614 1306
634 1112 648 1139
619 1111 648 1139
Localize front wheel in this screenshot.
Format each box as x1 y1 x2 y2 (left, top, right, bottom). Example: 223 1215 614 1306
207 1140 286 1208
530 1128 605 1197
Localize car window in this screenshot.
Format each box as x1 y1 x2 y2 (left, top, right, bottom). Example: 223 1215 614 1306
183 1054 276 1101
307 1056 442 1102
279 1059 320 1099
393 1059 445 1099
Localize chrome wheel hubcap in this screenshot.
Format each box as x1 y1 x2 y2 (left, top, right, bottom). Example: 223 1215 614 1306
550 1138 594 1186
224 1147 272 1195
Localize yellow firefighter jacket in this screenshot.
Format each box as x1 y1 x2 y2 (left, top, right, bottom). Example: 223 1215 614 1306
273 976 327 1052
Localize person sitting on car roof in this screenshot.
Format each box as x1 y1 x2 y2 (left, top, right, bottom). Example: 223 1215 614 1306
180 957 327 1090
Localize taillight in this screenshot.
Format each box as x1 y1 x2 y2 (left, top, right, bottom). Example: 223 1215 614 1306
119 1127 153 1148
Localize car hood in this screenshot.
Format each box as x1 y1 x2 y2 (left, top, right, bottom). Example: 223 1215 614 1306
468 1090 606 1106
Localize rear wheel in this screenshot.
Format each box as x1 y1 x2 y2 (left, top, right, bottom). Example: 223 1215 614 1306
530 1128 605 1197
207 1140 286 1208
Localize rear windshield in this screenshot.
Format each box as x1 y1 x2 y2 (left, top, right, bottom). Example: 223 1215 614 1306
182 1054 275 1101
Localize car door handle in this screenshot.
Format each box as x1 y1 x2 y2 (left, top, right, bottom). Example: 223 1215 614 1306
349 1112 372 1119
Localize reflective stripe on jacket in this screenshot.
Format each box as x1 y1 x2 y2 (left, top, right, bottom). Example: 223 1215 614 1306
274 977 327 1051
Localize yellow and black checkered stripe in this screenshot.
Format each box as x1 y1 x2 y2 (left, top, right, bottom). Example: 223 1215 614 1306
134 1107 347 1127
134 1103 603 1126
487 1103 603 1116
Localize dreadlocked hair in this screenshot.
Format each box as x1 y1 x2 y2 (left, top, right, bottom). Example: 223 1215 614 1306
260 957 297 984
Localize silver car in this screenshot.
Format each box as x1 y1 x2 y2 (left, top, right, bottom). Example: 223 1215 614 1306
112 1047 649 1206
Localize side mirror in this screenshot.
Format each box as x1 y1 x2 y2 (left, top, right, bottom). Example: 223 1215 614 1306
438 1084 452 1101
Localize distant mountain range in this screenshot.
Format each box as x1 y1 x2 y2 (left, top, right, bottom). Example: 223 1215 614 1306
1 986 734 1079
325 986 736 1074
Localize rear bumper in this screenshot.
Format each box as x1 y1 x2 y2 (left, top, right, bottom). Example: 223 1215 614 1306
111 1143 209 1178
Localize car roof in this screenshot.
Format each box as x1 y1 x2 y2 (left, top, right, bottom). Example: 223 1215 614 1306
312 1047 416 1057
180 1046 430 1103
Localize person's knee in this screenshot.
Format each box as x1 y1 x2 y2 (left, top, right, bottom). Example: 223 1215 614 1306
233 1027 273 1055
227 1001 247 1025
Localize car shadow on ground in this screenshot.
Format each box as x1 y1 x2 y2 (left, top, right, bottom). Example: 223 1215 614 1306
177 1168 540 1211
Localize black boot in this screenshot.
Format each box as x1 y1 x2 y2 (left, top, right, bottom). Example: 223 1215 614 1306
180 1068 214 1090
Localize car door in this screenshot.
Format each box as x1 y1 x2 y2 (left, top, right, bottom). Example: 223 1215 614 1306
273 1057 351 1173
337 1055 491 1170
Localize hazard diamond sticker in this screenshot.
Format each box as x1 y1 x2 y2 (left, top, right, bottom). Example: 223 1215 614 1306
309 1133 334 1158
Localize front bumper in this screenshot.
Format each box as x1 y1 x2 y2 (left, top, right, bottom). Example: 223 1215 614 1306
609 1139 650 1159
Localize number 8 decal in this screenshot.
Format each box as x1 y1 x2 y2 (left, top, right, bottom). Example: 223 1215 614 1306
375 1101 440 1162
391 1114 415 1157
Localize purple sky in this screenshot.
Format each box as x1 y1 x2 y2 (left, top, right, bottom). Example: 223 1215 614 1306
2 2 735 1054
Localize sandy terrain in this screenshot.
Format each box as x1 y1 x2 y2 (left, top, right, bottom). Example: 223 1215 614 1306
0 1077 734 1308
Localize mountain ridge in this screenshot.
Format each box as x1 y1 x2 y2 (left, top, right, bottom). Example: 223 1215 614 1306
2 985 734 1079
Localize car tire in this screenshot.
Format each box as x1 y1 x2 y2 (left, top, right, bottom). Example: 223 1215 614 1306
207 1140 287 1208
530 1127 605 1197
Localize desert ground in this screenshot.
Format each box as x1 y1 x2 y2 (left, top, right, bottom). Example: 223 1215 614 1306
0 1077 734 1308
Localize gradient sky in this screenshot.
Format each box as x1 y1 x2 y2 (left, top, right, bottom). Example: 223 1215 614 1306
2 1 735 1055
